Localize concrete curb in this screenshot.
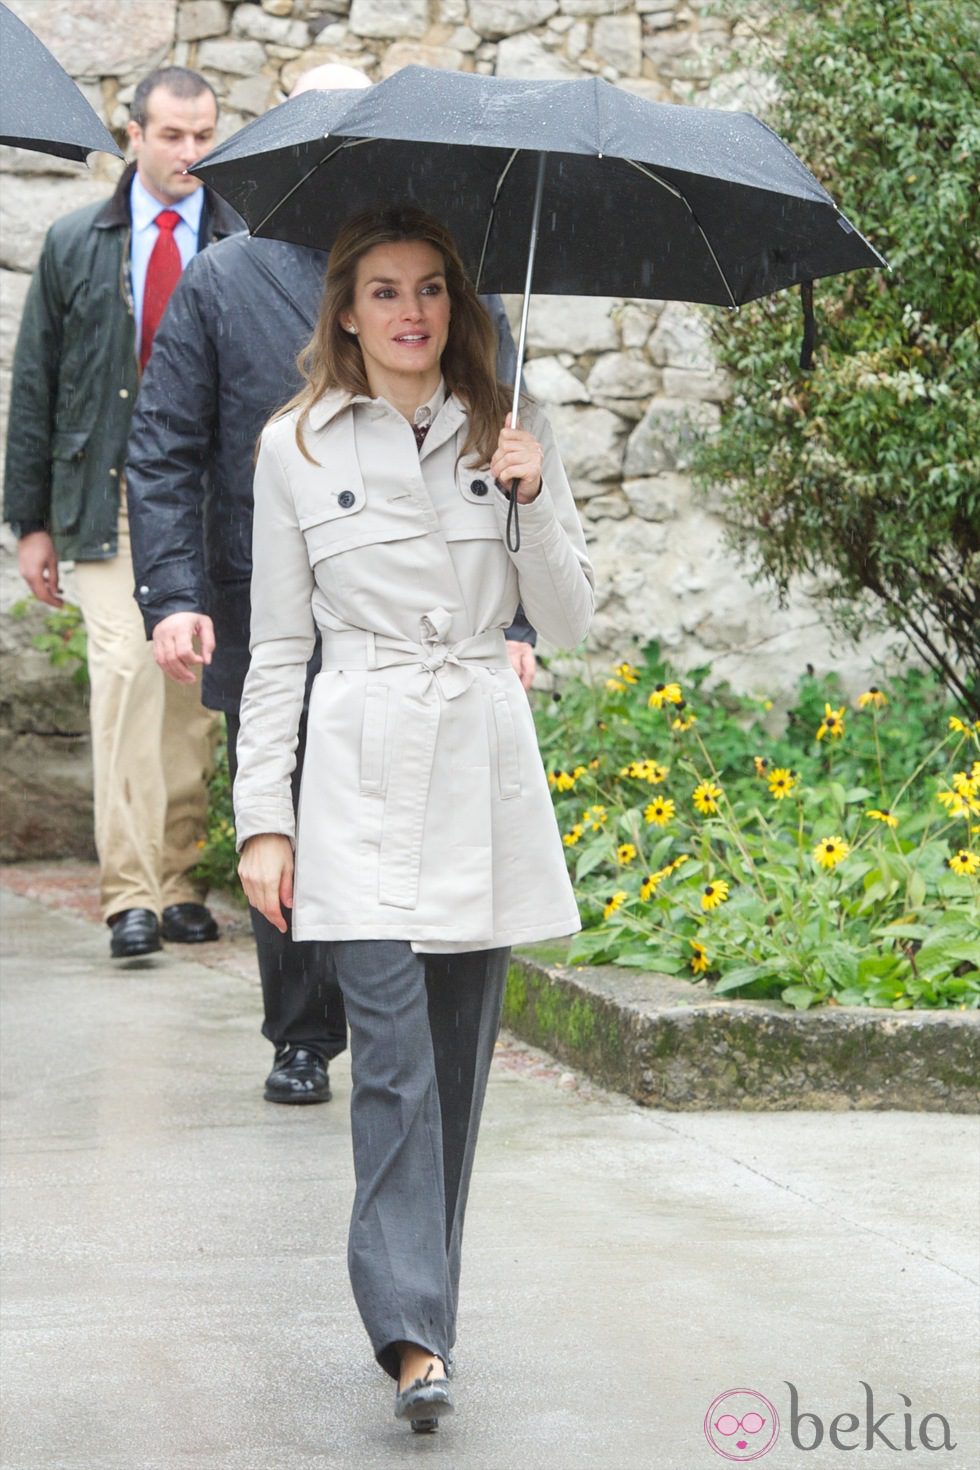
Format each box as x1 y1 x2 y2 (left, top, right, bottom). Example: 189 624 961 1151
504 952 980 1112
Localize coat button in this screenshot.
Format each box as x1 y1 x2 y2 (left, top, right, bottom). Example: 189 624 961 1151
118 388 129 399
338 490 355 509
469 479 488 496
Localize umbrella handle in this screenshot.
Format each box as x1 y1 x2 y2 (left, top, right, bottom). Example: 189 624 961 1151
506 151 547 554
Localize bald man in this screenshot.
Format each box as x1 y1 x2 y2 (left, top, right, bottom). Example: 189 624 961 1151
126 67 532 1103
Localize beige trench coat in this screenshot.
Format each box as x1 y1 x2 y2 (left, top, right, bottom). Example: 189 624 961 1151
233 384 595 952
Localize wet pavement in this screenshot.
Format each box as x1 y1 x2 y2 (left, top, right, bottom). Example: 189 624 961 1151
1 882 978 1470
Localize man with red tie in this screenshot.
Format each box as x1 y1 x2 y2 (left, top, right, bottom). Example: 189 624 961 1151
3 68 242 959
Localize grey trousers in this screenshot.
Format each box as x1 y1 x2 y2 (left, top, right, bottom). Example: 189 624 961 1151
332 940 509 1380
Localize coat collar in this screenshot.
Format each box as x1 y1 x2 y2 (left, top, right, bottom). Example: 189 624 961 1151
94 161 243 244
307 386 468 439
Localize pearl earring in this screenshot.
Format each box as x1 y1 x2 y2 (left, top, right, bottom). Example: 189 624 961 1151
346 324 358 334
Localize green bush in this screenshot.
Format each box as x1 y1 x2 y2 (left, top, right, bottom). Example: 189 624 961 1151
10 599 89 688
693 0 980 713
533 645 980 1010
191 734 246 902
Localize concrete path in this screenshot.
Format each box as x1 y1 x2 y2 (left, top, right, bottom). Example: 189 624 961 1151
1 886 978 1470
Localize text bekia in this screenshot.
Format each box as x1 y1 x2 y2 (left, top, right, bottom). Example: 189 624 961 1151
787 1382 956 1452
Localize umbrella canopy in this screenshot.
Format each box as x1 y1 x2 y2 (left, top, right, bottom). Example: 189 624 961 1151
0 0 122 161
192 65 884 306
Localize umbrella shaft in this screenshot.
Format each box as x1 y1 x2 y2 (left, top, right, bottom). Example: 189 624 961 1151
511 151 547 430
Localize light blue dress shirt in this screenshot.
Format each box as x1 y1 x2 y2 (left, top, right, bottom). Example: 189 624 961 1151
130 173 205 344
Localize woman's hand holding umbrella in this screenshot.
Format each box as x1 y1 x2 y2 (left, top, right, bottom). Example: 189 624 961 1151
491 415 542 505
239 834 294 934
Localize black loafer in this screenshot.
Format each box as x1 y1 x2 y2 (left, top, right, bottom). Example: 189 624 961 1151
264 1047 331 1104
109 908 161 959
161 903 219 943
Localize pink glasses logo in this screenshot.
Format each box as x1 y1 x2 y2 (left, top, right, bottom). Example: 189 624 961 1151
704 1388 780 1461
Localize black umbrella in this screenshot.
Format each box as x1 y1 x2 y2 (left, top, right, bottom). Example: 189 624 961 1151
193 66 885 544
0 0 122 161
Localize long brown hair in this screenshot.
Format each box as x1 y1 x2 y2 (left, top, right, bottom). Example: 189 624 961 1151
278 205 511 467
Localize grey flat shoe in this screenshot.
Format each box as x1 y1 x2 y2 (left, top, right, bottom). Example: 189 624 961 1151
394 1364 453 1432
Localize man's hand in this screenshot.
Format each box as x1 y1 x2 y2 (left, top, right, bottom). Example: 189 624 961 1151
506 639 537 692
17 530 63 608
152 610 215 685
238 832 294 934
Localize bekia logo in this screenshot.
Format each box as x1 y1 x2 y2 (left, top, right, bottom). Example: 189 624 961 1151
704 1388 779 1462
704 1382 957 1459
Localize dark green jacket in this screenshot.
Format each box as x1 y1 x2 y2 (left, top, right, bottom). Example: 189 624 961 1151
3 164 242 561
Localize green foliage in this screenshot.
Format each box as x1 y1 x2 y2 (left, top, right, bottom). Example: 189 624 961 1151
190 734 247 903
534 644 980 1010
693 0 980 713
10 598 89 689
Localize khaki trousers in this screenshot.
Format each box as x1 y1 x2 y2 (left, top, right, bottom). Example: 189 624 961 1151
72 496 217 920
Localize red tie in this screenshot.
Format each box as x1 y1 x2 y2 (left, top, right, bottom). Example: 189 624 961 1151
140 209 182 370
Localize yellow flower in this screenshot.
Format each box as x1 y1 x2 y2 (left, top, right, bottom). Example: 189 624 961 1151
671 703 697 732
690 940 709 975
648 681 683 709
948 850 980 876
857 687 888 710
668 854 691 873
583 804 608 827
550 769 577 792
692 780 722 816
644 797 676 827
866 808 898 828
588 757 601 770
937 787 980 819
952 770 979 799
767 767 798 800
603 890 627 920
813 835 850 870
640 870 668 901
616 842 638 866
605 678 626 692
816 703 846 741
700 879 730 912
613 661 639 684
753 755 769 778
948 715 972 735
621 758 669 784
562 824 584 847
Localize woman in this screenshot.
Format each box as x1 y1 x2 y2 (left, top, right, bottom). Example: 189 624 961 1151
234 205 594 1431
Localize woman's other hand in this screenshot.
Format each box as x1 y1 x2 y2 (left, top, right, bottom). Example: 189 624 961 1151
491 414 543 504
506 639 537 691
238 833 294 933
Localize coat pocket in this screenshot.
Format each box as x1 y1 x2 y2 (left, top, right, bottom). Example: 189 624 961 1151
487 685 522 800
359 683 390 795
50 428 92 536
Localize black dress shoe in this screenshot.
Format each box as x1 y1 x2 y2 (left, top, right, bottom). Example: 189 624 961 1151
161 903 219 944
109 908 161 959
264 1047 332 1104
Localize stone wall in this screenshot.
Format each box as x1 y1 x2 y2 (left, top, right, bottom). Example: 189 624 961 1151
1 0 897 802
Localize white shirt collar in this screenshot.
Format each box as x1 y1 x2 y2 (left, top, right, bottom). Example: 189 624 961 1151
130 171 204 237
413 379 446 428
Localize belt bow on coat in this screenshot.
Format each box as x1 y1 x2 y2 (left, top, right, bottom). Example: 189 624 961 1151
319 608 510 910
